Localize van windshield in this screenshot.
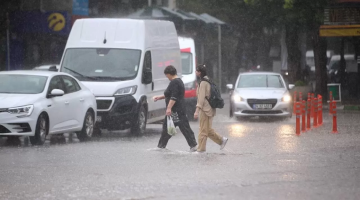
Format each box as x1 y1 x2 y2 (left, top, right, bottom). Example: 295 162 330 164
61 48 141 81
181 52 193 75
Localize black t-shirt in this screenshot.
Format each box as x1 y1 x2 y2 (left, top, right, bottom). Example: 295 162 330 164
164 78 185 113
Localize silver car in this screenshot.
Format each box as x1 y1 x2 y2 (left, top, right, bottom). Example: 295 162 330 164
227 72 294 119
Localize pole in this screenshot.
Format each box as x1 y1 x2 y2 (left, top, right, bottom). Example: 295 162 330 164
318 95 323 126
6 12 11 71
302 100 306 132
293 91 297 114
148 0 152 6
295 102 301 135
307 98 311 130
331 101 338 133
313 98 318 127
218 24 222 93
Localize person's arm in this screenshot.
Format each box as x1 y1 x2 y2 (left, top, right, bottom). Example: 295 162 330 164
166 80 179 116
153 95 165 101
194 81 206 119
166 100 176 116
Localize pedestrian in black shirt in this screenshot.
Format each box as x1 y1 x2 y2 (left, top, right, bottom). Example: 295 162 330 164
153 65 198 151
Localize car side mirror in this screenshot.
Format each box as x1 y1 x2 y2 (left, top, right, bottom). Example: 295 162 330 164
48 66 58 72
226 84 233 90
289 84 295 90
48 89 64 98
142 71 152 84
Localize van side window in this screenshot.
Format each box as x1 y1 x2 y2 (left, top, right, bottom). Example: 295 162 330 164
144 51 152 72
142 51 152 84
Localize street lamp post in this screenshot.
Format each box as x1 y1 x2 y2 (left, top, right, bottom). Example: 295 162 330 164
6 12 11 71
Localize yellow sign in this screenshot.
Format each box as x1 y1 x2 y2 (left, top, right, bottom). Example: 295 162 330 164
47 13 66 32
320 25 360 37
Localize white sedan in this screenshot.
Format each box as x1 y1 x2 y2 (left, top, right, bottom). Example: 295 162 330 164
227 72 294 120
0 71 97 145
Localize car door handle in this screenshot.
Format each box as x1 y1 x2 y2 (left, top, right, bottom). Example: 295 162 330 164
80 98 84 102
65 101 70 105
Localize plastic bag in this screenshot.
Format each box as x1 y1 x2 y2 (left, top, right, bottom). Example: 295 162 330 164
167 116 177 136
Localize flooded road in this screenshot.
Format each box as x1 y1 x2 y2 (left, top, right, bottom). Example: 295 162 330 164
1 96 360 200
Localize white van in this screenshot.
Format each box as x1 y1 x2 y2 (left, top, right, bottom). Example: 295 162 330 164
59 19 181 136
178 36 197 119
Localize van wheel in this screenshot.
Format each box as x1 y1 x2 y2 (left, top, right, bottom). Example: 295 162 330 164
131 105 147 136
76 111 94 142
30 113 48 145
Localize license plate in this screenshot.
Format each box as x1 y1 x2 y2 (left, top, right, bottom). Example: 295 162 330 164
253 104 272 109
96 116 102 122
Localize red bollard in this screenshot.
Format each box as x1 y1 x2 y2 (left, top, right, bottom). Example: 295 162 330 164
293 91 297 114
311 93 315 118
307 98 311 130
299 92 303 101
313 98 318 127
295 102 301 135
330 101 338 133
318 95 323 126
302 100 306 132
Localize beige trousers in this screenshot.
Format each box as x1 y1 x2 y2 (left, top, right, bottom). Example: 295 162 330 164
197 111 223 152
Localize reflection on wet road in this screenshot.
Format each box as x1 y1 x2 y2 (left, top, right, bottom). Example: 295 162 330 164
1 102 360 199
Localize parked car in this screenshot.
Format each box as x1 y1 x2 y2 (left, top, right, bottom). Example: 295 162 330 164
328 54 357 84
0 70 97 145
226 72 294 120
33 64 60 72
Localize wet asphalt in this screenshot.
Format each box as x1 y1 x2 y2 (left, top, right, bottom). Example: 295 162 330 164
1 95 360 200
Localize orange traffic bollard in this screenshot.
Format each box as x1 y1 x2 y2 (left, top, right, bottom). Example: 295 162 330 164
302 100 306 132
293 91 297 114
318 95 323 126
311 93 315 118
330 101 338 133
307 98 311 130
299 92 303 101
313 97 318 127
295 102 301 135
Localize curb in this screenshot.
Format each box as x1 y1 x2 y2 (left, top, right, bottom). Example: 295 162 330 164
343 105 360 111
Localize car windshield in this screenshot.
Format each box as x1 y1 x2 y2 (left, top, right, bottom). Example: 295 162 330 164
237 74 284 88
61 48 141 81
181 52 193 74
0 74 48 94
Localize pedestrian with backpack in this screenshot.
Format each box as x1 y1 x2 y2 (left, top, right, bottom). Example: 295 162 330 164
194 64 228 153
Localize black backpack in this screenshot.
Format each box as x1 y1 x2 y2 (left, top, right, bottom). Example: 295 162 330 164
200 79 225 109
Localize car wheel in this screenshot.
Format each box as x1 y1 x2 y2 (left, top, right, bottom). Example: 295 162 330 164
76 111 94 142
131 105 147 136
30 113 48 145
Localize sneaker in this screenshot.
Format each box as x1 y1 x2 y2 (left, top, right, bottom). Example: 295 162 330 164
190 146 197 152
220 137 228 150
193 151 206 154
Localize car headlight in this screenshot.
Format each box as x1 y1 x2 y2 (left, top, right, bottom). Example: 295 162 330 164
114 86 137 96
8 105 34 117
282 94 291 102
232 94 243 102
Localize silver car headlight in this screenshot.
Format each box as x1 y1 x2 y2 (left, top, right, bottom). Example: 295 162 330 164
281 94 291 102
8 105 34 117
232 94 243 103
114 86 137 96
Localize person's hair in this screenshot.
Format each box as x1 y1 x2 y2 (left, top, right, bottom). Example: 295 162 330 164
164 65 177 76
196 64 207 78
